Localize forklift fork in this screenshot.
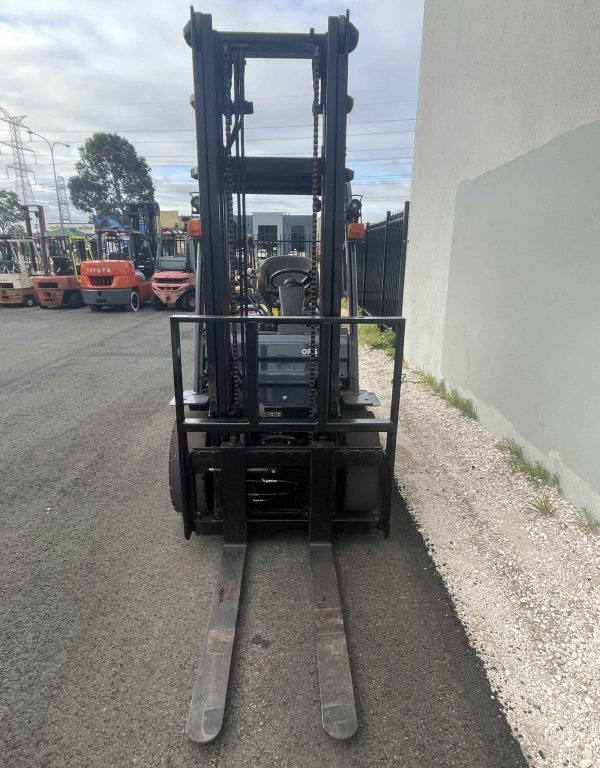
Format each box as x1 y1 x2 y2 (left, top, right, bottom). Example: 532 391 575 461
185 440 358 743
186 543 246 743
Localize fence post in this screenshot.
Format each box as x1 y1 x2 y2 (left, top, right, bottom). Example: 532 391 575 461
379 211 391 316
360 222 369 312
398 202 410 316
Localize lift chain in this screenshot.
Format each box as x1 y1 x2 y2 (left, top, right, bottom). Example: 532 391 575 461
309 44 320 419
223 45 240 408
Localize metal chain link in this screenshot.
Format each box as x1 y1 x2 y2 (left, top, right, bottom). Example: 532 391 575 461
223 46 240 409
309 44 320 420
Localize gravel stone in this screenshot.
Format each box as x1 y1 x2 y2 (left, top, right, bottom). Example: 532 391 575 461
359 345 600 768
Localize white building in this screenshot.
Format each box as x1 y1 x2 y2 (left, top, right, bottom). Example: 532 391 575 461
405 0 600 519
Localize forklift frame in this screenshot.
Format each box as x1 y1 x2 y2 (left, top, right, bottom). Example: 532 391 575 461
171 8 407 744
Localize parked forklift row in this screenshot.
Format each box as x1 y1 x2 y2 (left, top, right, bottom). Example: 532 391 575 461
0 201 199 312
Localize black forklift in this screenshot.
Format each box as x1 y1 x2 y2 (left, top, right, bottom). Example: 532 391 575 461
169 9 405 744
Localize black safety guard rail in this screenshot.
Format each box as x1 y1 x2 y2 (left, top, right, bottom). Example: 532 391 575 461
170 314 405 433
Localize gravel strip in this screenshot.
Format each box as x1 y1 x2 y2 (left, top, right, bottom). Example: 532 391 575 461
359 344 600 768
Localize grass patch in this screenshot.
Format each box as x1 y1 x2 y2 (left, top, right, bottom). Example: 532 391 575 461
577 506 600 534
496 438 560 488
415 370 478 420
529 491 554 515
358 324 396 358
445 388 479 420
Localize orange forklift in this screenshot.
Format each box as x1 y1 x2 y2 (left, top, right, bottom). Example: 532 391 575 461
81 202 159 312
33 236 93 309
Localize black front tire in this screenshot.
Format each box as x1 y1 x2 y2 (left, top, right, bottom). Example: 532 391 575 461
342 409 382 516
68 291 83 309
180 291 196 312
125 290 140 312
89 304 102 312
24 295 36 307
150 293 163 311
169 422 209 523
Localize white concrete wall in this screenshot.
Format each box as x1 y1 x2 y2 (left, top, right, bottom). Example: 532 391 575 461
405 0 600 517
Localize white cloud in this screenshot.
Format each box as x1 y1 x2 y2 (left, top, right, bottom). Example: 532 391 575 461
0 0 423 223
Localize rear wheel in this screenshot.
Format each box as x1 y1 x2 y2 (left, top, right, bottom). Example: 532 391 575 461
126 290 140 312
68 291 83 309
150 293 163 310
180 291 196 312
24 295 36 307
89 304 102 312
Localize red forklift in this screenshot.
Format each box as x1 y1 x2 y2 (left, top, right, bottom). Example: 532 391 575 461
150 223 199 311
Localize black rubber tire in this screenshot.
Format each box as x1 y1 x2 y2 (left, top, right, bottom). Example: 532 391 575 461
24 295 36 307
168 421 209 518
342 409 382 514
89 304 102 312
68 291 83 309
180 291 196 312
126 290 140 312
150 293 163 311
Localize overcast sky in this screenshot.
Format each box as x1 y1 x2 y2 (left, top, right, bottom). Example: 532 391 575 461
0 0 423 225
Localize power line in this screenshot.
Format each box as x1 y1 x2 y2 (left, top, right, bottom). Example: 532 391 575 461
30 153 414 164
27 146 415 158
2 89 413 109
3 117 415 134
150 178 412 186
22 130 414 145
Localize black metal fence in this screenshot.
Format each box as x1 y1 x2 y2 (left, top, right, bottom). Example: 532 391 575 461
356 202 409 319
254 238 315 259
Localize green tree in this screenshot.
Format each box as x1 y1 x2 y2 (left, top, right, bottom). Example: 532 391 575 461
0 190 25 235
68 133 154 222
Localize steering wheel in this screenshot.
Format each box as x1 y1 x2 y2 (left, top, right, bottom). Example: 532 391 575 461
268 267 311 290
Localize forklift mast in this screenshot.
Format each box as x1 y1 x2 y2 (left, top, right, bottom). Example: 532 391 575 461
185 10 358 419
123 201 160 274
20 204 49 273
169 9 406 745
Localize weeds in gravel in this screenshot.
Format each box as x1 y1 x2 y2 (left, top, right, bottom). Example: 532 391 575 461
496 438 560 488
529 492 554 515
577 506 600 534
446 388 479 420
358 324 396 358
415 370 478 421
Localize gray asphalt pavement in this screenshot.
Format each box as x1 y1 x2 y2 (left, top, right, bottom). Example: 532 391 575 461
0 307 527 768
